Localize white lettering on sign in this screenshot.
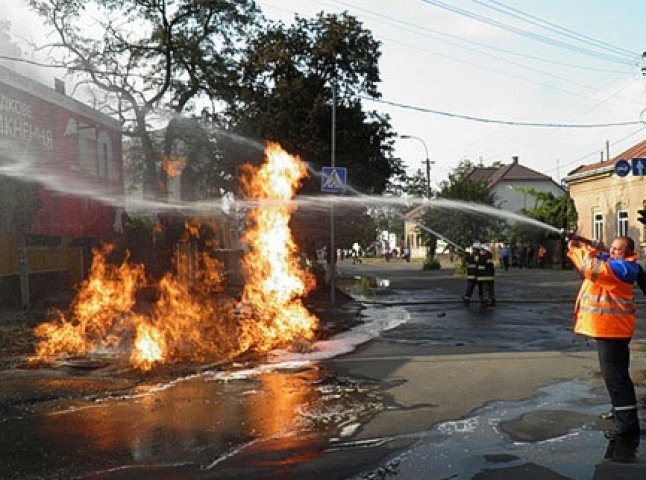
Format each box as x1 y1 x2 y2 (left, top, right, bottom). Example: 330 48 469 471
0 94 53 150
0 95 32 118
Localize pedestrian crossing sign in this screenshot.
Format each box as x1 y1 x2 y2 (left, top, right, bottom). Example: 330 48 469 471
321 166 347 193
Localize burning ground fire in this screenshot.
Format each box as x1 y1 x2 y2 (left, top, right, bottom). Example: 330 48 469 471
29 142 318 371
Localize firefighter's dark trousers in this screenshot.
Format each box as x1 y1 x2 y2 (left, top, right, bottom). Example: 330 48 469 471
597 338 640 434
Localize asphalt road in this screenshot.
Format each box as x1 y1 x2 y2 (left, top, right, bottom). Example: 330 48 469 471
2 260 646 479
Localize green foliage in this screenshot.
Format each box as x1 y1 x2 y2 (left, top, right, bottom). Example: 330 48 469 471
227 11 401 192
369 206 405 240
422 256 441 270
454 263 466 275
508 189 577 244
418 160 500 252
392 168 428 198
354 276 376 296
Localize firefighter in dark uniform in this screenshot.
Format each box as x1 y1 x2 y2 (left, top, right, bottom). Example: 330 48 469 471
477 244 496 307
463 242 481 307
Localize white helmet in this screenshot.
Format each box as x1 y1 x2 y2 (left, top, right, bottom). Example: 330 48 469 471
472 241 482 249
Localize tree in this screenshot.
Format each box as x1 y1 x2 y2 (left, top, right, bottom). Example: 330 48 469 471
390 168 428 198
508 189 577 244
419 160 499 254
223 11 403 250
30 0 261 198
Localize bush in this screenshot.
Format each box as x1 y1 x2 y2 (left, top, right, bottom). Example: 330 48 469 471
422 257 441 270
355 276 376 295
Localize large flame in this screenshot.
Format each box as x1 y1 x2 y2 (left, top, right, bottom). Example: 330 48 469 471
29 142 318 370
237 142 318 353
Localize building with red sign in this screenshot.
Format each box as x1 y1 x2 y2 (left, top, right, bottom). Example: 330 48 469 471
0 65 123 307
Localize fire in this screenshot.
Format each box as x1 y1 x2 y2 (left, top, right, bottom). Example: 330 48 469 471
29 142 318 370
131 323 165 371
237 142 318 353
31 244 145 361
161 154 187 178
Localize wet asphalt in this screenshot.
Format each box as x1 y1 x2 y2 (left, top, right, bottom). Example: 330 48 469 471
2 260 646 479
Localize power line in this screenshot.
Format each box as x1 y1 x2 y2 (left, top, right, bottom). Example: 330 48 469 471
328 0 630 74
360 95 644 128
319 0 640 114
421 0 638 66
476 0 636 59
543 127 646 174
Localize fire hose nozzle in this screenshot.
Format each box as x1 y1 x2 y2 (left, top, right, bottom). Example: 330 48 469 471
561 229 607 251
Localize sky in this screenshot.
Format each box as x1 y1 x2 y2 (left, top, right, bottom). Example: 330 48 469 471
3 0 646 188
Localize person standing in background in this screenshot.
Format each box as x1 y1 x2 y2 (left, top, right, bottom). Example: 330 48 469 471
501 243 511 271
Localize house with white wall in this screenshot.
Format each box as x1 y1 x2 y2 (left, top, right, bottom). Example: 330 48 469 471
403 157 564 259
468 156 565 213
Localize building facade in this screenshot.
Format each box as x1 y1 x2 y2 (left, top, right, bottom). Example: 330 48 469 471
564 139 646 256
0 65 123 306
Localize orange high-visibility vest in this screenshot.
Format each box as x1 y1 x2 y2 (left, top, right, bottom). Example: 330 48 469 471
567 245 638 338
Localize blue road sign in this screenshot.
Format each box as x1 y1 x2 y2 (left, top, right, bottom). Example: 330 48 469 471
615 159 631 177
632 157 646 176
321 167 347 193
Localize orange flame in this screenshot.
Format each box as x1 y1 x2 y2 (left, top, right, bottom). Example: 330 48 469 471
161 154 187 178
29 142 318 371
31 244 145 361
237 142 318 353
131 323 166 371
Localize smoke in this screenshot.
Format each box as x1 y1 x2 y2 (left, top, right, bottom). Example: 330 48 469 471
0 2 62 85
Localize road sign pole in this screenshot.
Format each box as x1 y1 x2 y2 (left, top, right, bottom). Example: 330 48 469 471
330 81 336 308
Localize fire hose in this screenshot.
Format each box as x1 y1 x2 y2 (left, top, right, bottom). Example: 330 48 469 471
559 228 608 252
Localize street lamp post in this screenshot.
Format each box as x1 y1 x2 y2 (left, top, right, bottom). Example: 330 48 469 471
401 134 434 198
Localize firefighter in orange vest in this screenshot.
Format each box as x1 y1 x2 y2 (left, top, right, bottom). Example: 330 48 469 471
568 235 644 438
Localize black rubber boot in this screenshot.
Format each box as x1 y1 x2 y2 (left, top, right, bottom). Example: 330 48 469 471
604 409 640 438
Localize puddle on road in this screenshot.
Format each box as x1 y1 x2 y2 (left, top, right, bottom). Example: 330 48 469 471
353 380 646 480
0 365 384 479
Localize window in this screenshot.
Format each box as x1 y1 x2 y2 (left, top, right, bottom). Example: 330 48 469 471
593 212 604 242
617 210 628 237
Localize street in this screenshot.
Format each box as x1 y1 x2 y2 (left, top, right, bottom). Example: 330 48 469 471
2 260 646 479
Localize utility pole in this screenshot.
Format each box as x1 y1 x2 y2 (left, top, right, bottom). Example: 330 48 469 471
401 134 433 198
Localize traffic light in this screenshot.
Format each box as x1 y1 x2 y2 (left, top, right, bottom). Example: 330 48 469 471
638 209 646 225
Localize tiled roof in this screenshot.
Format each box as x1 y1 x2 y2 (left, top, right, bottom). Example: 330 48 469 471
568 139 646 176
467 167 497 183
467 162 554 188
488 163 552 187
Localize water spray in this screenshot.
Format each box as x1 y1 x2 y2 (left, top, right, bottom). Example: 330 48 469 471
413 221 465 252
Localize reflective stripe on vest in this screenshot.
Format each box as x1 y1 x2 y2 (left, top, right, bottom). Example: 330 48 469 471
590 260 602 283
579 305 635 316
581 294 634 305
